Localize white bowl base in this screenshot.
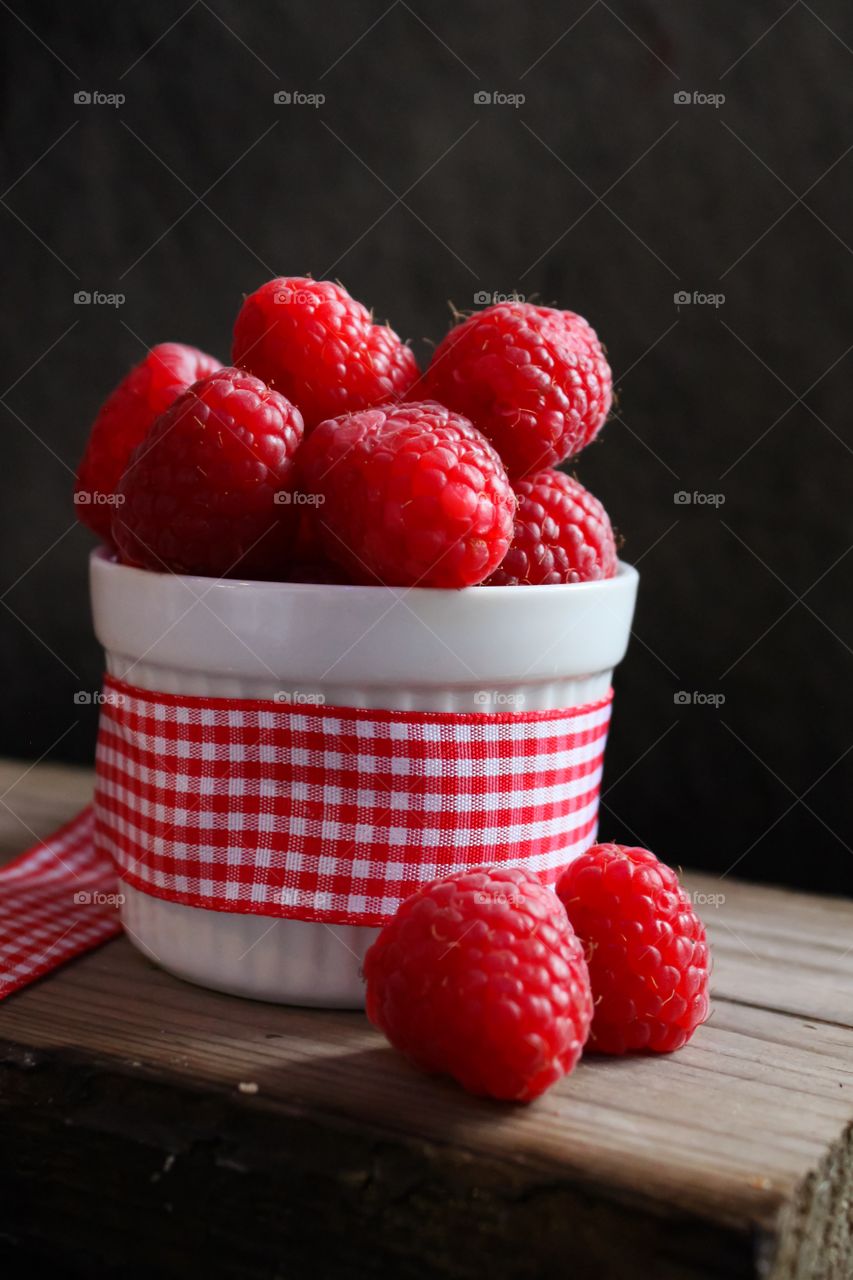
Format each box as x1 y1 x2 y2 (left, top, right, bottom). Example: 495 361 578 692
120 881 377 1008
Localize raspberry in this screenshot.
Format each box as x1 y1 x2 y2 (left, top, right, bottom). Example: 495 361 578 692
420 302 612 478
363 866 593 1102
279 513 349 582
232 277 419 428
296 401 515 588
556 844 710 1055
75 343 221 541
283 559 351 584
113 367 304 579
485 469 618 585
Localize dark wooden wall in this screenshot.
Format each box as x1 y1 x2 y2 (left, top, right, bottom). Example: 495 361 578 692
1 1 851 891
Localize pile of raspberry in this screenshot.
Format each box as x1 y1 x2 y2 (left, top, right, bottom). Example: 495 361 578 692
74 276 618 588
73 279 712 1102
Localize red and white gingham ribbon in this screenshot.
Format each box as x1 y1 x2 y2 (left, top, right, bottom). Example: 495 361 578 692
0 679 612 998
94 675 612 927
0 808 121 1000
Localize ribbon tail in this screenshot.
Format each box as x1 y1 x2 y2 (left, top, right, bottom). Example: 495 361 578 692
0 805 122 1000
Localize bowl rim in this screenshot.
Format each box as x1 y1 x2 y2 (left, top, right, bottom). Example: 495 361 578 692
90 547 639 687
90 545 639 599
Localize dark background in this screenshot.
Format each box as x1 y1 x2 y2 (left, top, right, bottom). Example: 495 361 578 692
1 1 850 893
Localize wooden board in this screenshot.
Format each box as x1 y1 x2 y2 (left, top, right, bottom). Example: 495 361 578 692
1 759 852 1280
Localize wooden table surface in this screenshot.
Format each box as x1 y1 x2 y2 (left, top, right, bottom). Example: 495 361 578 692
2 759 852 1280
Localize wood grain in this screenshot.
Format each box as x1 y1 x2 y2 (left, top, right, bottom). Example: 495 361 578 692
1 760 851 1279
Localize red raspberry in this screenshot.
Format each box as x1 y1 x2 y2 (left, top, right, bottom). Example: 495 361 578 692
75 343 221 541
556 844 710 1055
232 277 419 428
280 512 349 582
296 401 515 588
283 559 351 584
363 866 593 1102
420 302 612 478
485 469 618 585
113 367 304 579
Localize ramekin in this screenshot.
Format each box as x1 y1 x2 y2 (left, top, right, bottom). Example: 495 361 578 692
89 548 638 1007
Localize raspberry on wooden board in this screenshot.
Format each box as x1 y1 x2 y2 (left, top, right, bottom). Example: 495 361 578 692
557 844 710 1054
363 865 593 1102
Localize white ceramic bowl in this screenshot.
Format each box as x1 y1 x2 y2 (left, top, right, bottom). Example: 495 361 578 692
89 548 638 1006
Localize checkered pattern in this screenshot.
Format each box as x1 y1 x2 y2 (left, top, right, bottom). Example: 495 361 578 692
0 808 121 1000
94 675 612 926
